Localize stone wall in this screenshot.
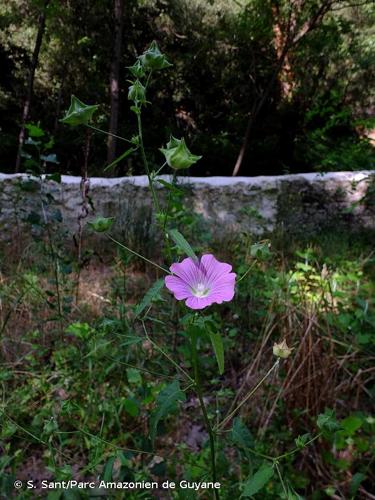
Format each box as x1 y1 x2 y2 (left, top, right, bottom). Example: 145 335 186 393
0 171 374 246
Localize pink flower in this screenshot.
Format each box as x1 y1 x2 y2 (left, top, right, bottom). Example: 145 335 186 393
165 254 236 310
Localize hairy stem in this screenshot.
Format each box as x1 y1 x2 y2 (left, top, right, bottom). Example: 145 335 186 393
136 111 160 214
191 331 220 500
216 359 280 430
107 234 170 273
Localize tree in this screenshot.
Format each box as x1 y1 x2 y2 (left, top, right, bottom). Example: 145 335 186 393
15 0 51 172
107 0 124 165
231 0 364 176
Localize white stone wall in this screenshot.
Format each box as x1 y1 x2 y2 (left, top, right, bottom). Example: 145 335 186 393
0 171 374 244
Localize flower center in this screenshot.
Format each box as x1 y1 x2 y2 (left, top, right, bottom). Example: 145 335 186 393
192 282 210 298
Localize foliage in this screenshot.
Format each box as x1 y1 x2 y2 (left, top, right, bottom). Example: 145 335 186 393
0 21 374 500
0 0 374 174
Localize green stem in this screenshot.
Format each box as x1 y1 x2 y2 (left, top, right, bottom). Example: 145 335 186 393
136 111 160 214
216 359 280 431
86 124 133 143
107 234 170 274
141 321 194 383
275 433 322 461
161 171 177 261
274 462 288 498
191 331 220 500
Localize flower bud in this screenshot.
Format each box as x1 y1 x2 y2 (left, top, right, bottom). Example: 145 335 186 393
160 136 201 170
128 80 146 104
128 59 145 78
60 95 98 127
139 41 172 71
273 339 293 359
88 216 114 233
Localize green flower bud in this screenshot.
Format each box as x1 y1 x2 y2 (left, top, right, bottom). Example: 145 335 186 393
160 136 202 170
139 41 172 71
88 216 114 233
273 339 293 359
128 80 146 104
127 59 145 78
60 95 99 127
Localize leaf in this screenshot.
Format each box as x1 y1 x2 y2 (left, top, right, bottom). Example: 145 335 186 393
231 418 254 450
149 380 186 444
208 331 224 375
168 228 197 260
119 335 142 348
60 95 99 126
25 123 45 137
134 279 164 318
45 173 61 183
295 433 311 448
349 472 366 497
317 409 339 431
40 154 59 164
126 368 142 385
123 398 140 417
104 146 137 172
156 179 183 194
102 456 116 481
341 415 362 436
241 463 274 497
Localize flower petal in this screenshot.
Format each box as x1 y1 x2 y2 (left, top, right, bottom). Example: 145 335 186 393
170 257 200 287
165 275 192 300
200 254 234 285
185 296 214 310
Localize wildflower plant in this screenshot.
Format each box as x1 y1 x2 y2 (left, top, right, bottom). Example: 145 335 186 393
59 41 324 498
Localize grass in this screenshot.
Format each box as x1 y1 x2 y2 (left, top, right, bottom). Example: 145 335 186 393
0 226 374 499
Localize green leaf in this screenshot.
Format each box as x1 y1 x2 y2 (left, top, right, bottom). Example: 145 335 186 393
45 173 62 183
317 409 339 431
341 415 363 435
168 228 197 260
242 463 274 497
88 216 114 233
156 179 183 194
349 472 366 497
102 456 116 481
295 433 311 448
123 398 140 417
104 147 137 172
60 95 99 126
25 123 45 137
66 322 92 340
231 418 254 450
149 380 186 444
126 368 142 385
208 331 224 375
134 278 164 318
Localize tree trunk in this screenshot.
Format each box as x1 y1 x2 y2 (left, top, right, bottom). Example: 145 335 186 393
107 0 124 166
15 0 50 172
232 0 335 176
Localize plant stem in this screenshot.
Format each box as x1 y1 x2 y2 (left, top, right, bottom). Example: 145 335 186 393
216 359 280 431
191 331 220 500
107 234 170 273
86 124 133 143
274 462 288 498
136 111 160 214
275 433 322 461
141 321 194 383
